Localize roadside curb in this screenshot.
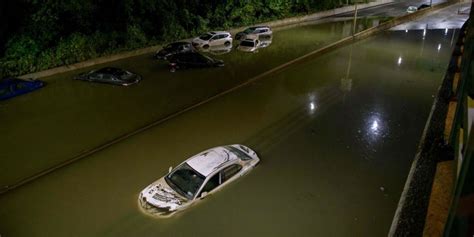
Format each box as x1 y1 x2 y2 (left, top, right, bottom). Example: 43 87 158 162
18 0 393 80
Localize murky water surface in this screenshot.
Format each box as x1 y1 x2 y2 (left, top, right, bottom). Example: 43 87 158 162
0 26 457 236
0 18 383 187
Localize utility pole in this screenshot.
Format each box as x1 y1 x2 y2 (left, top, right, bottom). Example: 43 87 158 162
352 1 359 36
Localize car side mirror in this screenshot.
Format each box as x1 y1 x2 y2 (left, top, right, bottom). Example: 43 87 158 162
201 192 208 199
169 166 173 173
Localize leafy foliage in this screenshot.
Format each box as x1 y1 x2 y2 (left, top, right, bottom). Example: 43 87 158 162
0 0 369 78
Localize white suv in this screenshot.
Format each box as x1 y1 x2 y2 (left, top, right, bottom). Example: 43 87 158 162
235 26 272 40
192 31 233 49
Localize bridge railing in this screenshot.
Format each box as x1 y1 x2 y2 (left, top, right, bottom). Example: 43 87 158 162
443 14 474 237
388 15 472 237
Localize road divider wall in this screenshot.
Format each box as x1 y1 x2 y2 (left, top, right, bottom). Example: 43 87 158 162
388 4 470 237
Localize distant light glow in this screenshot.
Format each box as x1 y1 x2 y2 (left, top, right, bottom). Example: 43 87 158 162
397 56 403 66
405 29 408 33
371 120 379 131
308 94 318 115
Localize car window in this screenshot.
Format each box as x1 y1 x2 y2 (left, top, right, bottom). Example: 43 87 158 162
240 41 255 47
15 82 28 90
199 34 213 40
188 54 199 63
102 74 113 80
199 174 220 197
91 73 103 79
166 163 205 200
0 87 10 96
194 54 207 63
180 54 192 62
221 164 242 183
244 28 254 34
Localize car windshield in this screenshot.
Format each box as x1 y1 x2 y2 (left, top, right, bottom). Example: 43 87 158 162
95 68 130 79
0 87 10 96
199 33 213 40
201 54 214 62
240 41 255 47
225 146 252 161
164 44 175 49
244 27 257 33
165 163 205 200
166 42 185 49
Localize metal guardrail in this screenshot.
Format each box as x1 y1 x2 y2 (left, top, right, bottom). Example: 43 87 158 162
443 15 474 237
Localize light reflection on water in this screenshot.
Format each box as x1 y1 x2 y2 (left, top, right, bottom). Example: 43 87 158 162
0 28 459 237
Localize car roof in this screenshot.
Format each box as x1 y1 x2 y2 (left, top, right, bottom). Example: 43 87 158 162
186 147 238 177
245 34 259 40
0 78 30 87
241 39 257 44
172 51 202 58
95 67 129 76
209 31 229 35
169 41 190 46
248 26 269 30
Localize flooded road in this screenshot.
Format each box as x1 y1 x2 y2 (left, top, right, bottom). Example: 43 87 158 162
0 18 384 188
0 27 457 236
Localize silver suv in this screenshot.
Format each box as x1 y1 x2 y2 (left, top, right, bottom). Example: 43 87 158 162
192 31 233 49
235 26 272 40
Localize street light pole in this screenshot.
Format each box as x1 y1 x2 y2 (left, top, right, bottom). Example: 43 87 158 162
352 2 358 36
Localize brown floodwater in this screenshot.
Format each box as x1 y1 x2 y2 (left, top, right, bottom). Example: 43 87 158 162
0 17 384 188
0 27 457 236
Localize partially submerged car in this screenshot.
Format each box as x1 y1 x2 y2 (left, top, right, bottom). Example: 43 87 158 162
237 35 273 53
258 36 273 48
237 38 261 53
0 78 44 101
167 52 224 72
192 31 232 49
235 26 272 40
199 44 233 55
406 6 417 13
418 4 430 10
155 41 194 60
74 67 141 86
139 144 260 217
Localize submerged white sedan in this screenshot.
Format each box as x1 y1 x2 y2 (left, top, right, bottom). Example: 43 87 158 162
139 144 260 217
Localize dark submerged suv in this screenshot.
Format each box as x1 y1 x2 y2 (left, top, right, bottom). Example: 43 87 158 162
0 78 44 101
155 42 195 60
167 52 224 72
74 67 141 86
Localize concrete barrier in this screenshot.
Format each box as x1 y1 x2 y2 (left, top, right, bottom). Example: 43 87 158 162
18 0 393 80
388 4 468 237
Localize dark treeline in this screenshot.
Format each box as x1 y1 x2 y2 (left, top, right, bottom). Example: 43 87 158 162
0 0 367 78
